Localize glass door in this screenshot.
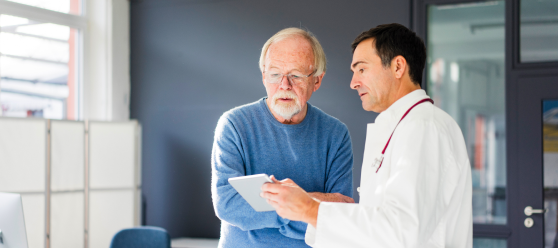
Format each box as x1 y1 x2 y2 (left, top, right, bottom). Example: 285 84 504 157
515 76 558 247
423 0 508 246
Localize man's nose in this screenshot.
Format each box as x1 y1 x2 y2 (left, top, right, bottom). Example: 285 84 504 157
279 75 292 89
350 74 359 90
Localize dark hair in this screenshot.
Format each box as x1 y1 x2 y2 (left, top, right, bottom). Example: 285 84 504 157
351 23 426 85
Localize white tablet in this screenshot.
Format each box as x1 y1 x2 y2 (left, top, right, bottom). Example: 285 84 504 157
228 174 275 212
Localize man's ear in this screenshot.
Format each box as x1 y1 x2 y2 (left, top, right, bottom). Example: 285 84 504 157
392 56 407 79
313 72 325 92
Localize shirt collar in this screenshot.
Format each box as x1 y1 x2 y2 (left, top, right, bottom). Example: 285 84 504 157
374 89 430 126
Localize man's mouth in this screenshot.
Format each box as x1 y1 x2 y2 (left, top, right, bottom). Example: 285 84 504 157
359 93 367 97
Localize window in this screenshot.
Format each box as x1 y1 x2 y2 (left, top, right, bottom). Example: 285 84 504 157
0 0 84 120
5 0 81 15
520 0 558 63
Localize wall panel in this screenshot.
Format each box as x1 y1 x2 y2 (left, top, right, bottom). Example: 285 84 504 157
130 0 411 238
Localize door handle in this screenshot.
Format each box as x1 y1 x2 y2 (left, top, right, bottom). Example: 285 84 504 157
524 206 547 216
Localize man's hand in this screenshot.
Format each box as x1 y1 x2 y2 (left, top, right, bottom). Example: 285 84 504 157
260 175 321 227
308 192 355 203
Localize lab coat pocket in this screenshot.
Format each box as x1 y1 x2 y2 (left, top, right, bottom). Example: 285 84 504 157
360 123 385 205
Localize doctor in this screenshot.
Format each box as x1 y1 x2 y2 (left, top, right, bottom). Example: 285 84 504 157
261 23 472 248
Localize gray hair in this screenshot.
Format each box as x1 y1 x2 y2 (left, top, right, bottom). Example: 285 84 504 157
259 27 327 76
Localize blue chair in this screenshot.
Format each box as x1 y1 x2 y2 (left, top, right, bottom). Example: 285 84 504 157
110 226 171 248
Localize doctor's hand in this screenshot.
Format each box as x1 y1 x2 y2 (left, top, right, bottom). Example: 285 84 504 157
261 175 320 228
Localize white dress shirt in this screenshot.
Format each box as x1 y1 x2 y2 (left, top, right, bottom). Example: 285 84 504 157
305 89 472 248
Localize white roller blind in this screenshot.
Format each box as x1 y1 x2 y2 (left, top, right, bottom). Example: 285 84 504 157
51 120 85 191
0 118 46 192
89 190 135 248
88 121 139 248
89 121 137 189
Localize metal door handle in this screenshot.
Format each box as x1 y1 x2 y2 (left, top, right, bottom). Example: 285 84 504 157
525 206 547 216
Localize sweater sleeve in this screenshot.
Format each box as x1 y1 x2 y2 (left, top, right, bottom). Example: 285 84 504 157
211 115 290 231
325 126 354 197
278 220 308 239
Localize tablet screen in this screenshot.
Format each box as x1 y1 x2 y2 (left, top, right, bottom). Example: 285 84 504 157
228 174 275 212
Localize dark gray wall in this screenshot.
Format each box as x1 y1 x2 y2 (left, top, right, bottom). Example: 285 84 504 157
130 0 410 238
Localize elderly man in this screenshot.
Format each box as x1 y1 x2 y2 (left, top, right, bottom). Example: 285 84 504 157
211 28 354 248
262 23 473 247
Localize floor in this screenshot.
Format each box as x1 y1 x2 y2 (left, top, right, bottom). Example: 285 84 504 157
171 237 219 248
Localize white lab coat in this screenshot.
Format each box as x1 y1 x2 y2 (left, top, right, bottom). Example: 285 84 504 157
305 90 472 248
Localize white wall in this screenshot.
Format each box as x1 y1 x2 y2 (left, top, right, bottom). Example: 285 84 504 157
84 0 130 121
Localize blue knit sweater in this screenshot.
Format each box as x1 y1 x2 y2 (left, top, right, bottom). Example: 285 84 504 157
211 98 353 248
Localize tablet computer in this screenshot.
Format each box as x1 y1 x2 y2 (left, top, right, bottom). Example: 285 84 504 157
228 174 275 212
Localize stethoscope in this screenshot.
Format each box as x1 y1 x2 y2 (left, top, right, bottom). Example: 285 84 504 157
372 98 434 173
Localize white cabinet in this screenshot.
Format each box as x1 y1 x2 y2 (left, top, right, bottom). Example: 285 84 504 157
0 117 141 248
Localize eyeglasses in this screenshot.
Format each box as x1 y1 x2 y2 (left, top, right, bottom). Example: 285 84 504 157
264 69 317 85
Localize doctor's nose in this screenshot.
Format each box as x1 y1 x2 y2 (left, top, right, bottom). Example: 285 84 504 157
350 75 360 90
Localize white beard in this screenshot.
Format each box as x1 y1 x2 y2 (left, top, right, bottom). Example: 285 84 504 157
271 91 302 120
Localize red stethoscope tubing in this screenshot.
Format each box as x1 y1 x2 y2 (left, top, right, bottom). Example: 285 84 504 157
376 98 434 173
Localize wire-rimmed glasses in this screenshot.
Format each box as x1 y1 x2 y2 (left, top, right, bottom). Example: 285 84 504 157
264 69 317 85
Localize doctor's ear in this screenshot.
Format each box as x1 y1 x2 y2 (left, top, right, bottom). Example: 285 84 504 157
391 56 407 79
